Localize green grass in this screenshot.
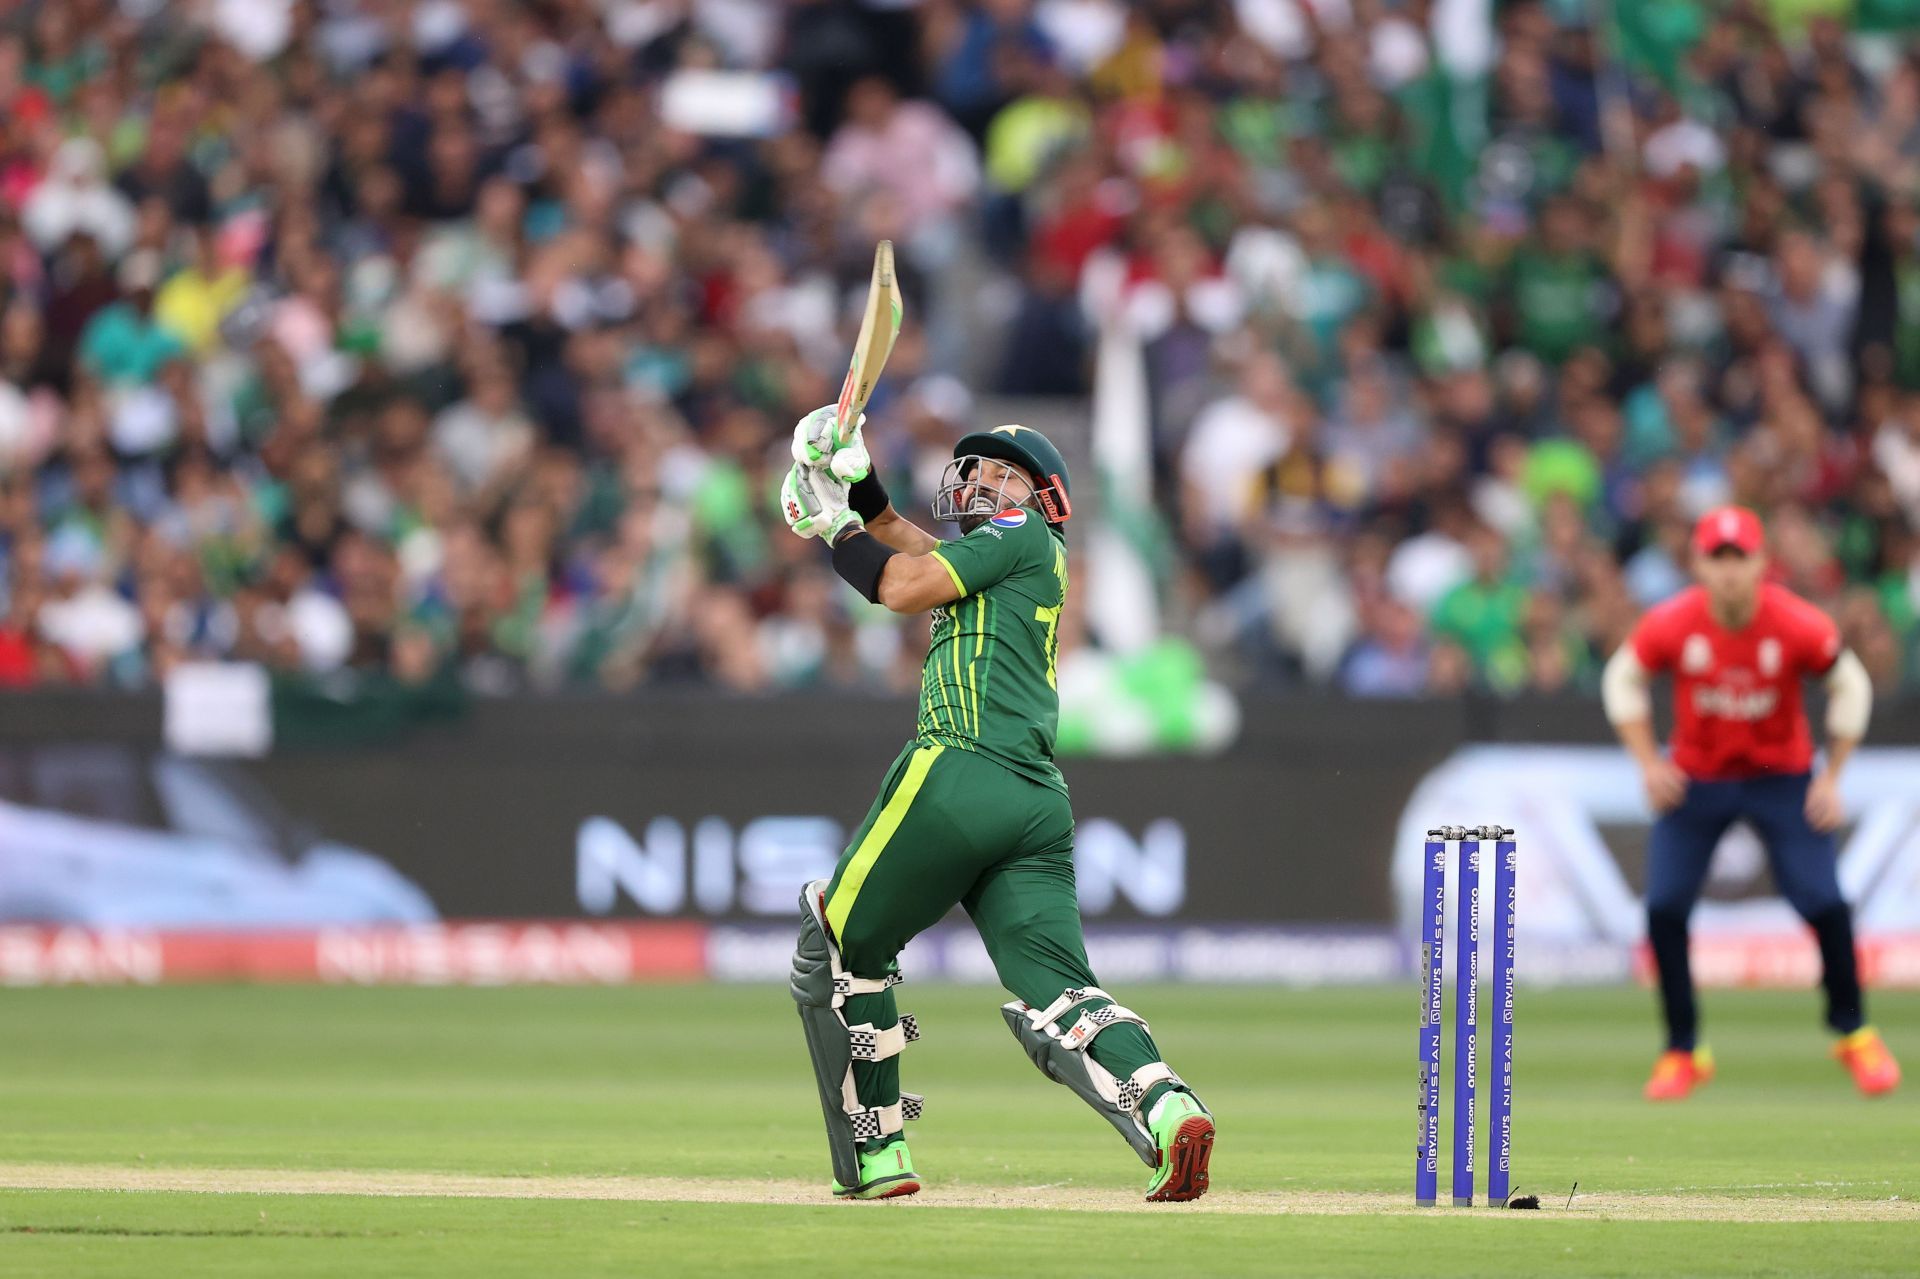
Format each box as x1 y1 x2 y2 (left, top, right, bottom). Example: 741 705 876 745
1 984 1916 1275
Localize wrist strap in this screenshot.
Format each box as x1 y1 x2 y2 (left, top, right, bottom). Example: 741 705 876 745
847 470 891 522
830 530 898 604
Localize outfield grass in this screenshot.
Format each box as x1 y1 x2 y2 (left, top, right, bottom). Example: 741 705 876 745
1 984 1915 1276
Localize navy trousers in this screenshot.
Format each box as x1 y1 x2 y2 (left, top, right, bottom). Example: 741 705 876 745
1646 771 1864 1050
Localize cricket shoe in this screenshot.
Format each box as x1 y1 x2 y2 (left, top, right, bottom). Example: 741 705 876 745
1144 1091 1214 1202
832 1141 920 1200
1643 1046 1715 1101
1834 1027 1901 1097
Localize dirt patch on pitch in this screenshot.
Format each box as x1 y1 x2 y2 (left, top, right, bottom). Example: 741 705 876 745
0 1165 1911 1222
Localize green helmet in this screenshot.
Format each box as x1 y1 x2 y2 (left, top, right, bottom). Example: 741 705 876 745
935 424 1074 525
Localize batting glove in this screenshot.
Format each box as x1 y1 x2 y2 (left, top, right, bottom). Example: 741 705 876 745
780 463 863 541
791 403 871 483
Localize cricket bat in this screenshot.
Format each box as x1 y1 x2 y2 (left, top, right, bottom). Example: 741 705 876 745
833 240 904 449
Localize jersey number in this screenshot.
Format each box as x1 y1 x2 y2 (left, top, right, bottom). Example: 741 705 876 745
1034 603 1061 689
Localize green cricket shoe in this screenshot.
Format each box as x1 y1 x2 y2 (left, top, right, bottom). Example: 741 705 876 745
1143 1091 1214 1202
831 1141 921 1200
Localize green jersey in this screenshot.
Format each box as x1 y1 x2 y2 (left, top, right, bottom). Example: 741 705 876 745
1507 248 1611 364
916 509 1069 794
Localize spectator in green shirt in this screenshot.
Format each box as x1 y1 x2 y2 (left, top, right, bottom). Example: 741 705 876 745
1430 525 1530 690
1504 197 1616 365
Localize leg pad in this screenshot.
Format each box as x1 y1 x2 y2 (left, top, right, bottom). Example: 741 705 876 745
792 881 923 1189
1001 995 1181 1169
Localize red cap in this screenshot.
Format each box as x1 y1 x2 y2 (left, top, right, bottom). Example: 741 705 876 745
1691 505 1764 556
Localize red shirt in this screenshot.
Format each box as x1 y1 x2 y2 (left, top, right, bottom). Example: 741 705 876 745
1032 201 1123 282
1629 583 1840 781
0 628 34 686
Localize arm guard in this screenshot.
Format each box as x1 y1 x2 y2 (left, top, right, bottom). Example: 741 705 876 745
830 529 897 604
847 470 891 522
1824 648 1872 740
1602 645 1652 725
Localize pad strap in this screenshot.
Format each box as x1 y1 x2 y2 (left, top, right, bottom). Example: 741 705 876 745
849 1094 924 1140
1024 985 1114 1033
848 1014 922 1062
1115 1063 1183 1115
833 971 902 1003
849 1104 900 1142
1061 1003 1148 1052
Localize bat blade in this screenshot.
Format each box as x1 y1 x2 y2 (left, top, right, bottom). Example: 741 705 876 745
834 240 903 448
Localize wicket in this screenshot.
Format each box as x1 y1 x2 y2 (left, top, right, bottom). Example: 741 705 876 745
1417 825 1516 1207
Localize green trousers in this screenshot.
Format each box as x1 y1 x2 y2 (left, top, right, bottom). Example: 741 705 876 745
822 740 1167 1142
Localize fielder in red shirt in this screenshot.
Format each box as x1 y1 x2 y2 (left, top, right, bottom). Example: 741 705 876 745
1603 506 1900 1100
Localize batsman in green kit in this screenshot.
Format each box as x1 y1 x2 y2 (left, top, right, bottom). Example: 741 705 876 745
778 406 1214 1202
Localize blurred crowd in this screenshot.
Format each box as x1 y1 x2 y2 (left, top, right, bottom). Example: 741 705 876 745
0 0 1918 701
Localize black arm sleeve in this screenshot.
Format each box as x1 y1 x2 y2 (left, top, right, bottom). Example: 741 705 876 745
847 470 891 522
829 529 898 604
